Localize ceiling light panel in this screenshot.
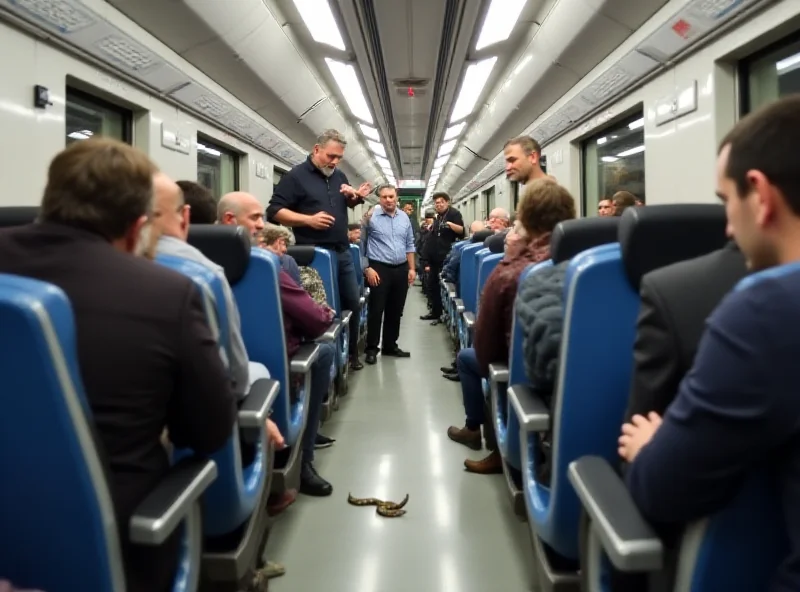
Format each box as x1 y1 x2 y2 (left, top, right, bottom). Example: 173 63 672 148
443 122 466 142
325 58 373 123
438 140 457 157
450 57 498 123
359 123 380 141
475 0 527 51
292 0 345 50
368 140 387 158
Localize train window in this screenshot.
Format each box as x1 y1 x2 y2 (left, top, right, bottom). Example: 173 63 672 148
273 167 287 190
582 113 646 217
65 88 132 145
197 135 239 199
484 186 495 219
511 181 519 212
741 33 800 114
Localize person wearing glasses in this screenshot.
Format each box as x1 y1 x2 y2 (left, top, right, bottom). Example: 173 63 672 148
268 129 372 371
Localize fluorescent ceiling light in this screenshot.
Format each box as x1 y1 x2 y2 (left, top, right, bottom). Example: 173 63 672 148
617 145 645 158
325 58 373 123
601 156 619 163
597 137 607 145
628 118 644 130
68 131 92 140
368 140 386 158
475 0 527 51
431 166 443 176
375 155 391 168
776 52 800 73
359 123 380 141
292 0 345 51
443 122 466 142
434 155 449 168
450 57 498 123
438 139 457 157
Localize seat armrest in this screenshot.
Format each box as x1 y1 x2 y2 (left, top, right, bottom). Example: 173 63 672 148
364 287 370 298
317 320 342 342
445 282 457 299
568 456 664 572
359 296 365 306
238 378 280 428
129 458 217 545
291 342 321 373
488 363 509 384
508 384 550 432
454 298 465 314
340 310 353 328
463 311 476 331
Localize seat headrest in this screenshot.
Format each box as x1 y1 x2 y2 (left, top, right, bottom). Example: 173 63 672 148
0 206 40 228
186 225 251 285
471 229 494 243
286 246 316 266
620 204 728 288
485 232 506 254
550 217 620 263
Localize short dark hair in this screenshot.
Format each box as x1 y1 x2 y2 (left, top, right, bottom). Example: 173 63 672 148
424 209 435 218
720 95 800 215
516 178 576 236
432 192 450 203
348 223 361 231
612 191 637 216
177 180 217 224
40 138 156 240
504 135 542 156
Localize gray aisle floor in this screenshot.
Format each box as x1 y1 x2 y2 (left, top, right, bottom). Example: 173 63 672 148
266 288 535 592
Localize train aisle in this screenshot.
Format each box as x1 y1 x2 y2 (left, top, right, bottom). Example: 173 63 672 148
265 288 535 592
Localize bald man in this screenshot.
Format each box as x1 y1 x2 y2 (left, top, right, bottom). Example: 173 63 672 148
487 208 511 232
218 191 266 236
152 173 269 399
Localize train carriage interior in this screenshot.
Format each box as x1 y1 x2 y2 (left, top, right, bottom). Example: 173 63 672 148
2 0 800 590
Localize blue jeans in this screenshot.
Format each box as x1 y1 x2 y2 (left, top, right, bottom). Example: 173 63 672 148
457 348 485 430
333 249 361 357
302 341 336 462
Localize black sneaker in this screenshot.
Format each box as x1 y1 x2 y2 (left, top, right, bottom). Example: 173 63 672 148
299 461 333 497
315 434 336 449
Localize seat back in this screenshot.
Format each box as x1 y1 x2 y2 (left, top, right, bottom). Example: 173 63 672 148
550 217 619 263
459 243 485 312
186 225 251 286
233 249 305 445
0 206 39 228
476 252 502 308
350 244 363 287
0 274 124 591
155 255 266 537
674 263 796 591
531 204 729 560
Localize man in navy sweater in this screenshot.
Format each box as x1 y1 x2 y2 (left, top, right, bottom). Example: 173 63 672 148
619 95 800 591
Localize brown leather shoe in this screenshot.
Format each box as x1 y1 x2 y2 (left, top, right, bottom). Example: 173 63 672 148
447 425 482 450
267 488 297 517
464 449 503 474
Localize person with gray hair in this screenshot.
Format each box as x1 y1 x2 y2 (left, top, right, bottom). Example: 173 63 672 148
256 223 302 285
267 129 373 370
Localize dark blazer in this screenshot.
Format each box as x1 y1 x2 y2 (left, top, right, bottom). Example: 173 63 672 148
0 223 236 592
624 241 747 421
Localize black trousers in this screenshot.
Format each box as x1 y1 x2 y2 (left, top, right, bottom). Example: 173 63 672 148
426 260 444 316
366 260 409 353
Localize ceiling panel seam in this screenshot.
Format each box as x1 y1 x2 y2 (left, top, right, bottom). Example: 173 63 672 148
421 0 462 176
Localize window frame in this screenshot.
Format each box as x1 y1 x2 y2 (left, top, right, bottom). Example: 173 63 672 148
65 86 133 145
738 29 800 116
580 110 646 217
196 134 241 198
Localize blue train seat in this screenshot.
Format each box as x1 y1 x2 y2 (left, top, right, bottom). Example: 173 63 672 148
461 247 490 347
454 243 485 348
493 218 618 520
569 262 796 592
476 252 503 311
189 226 319 494
350 243 368 342
288 245 349 401
510 205 728 590
0 274 215 592
155 254 279 582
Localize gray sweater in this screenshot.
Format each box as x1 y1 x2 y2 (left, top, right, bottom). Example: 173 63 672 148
514 261 569 404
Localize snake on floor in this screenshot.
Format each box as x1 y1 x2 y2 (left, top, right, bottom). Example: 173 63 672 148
347 493 410 517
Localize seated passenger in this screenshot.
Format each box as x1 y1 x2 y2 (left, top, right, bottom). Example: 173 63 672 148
348 222 361 245
612 191 637 216
0 138 236 592
256 224 302 285
619 96 800 590
217 191 265 237
597 198 613 217
177 180 217 224
278 269 338 495
486 207 511 232
446 179 576 473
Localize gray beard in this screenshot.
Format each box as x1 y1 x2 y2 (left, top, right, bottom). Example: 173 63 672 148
319 166 335 178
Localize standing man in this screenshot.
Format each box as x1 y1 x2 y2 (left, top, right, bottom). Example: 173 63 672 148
503 135 551 187
267 130 372 370
362 185 416 364
421 192 464 324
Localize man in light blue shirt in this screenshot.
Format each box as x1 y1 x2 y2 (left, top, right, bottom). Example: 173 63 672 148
362 185 416 364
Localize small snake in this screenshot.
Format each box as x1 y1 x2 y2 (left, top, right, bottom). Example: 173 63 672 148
347 493 409 517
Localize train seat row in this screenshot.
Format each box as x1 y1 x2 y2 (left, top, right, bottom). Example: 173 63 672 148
441 204 790 591
0 206 370 592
